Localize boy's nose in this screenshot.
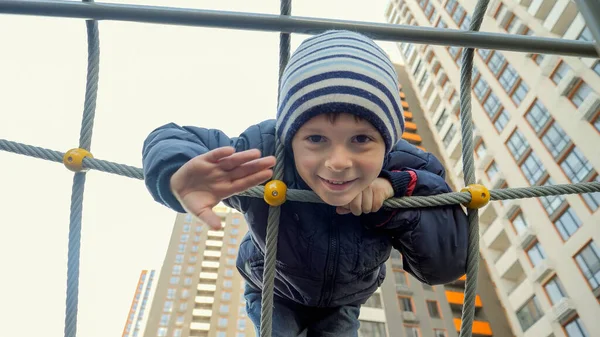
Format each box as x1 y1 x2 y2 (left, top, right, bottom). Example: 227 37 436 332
325 149 352 172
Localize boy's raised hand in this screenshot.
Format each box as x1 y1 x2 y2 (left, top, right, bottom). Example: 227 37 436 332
336 177 394 216
170 146 276 229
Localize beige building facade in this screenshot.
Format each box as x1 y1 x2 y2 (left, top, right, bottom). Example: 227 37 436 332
385 0 600 336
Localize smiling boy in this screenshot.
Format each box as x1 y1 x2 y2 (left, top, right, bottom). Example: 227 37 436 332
142 30 468 337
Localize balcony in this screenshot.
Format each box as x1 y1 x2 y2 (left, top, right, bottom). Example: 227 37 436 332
539 55 559 76
436 69 447 86
543 0 578 36
479 199 499 226
396 284 413 295
477 153 494 171
446 130 462 161
515 226 536 249
557 71 581 96
530 259 554 283
445 290 483 308
449 98 460 117
443 85 454 100
453 318 492 336
549 298 576 324
496 246 524 281
527 0 556 20
578 92 600 121
483 220 510 251
427 95 441 115
402 311 419 323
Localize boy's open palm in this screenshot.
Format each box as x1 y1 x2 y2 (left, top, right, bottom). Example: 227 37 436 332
170 146 276 229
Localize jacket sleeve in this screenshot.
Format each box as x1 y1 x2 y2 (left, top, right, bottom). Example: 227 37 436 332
362 140 469 285
141 120 276 214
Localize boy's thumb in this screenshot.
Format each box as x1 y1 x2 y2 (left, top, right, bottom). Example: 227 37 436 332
196 208 223 230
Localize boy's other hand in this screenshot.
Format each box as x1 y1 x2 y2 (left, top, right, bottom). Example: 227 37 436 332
336 178 394 216
170 146 276 229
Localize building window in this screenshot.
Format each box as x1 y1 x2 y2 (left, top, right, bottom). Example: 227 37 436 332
574 241 600 291
172 265 181 275
560 147 593 183
160 314 170 326
179 303 187 312
564 316 590 337
570 81 593 108
184 277 192 286
405 325 420 337
358 321 387 337
394 269 408 285
180 234 189 242
526 100 551 132
554 207 582 241
220 305 229 314
544 276 567 305
498 64 519 92
218 318 228 328
486 161 499 181
167 289 176 300
224 280 233 288
222 292 231 301
507 129 529 161
173 329 182 337
436 18 448 28
443 124 457 147
582 175 600 211
448 46 462 61
364 293 383 308
473 77 490 101
177 244 185 253
520 152 546 185
488 51 506 76
526 242 546 267
511 81 529 105
175 254 184 264
542 122 570 158
217 332 226 337
483 92 502 118
398 296 414 312
577 26 593 42
164 301 173 313
516 296 543 331
183 224 191 232
176 316 184 325
551 61 572 85
227 258 235 266
169 277 179 285
475 141 486 159
436 109 449 131
511 212 529 236
157 328 168 337
427 300 441 318
434 330 447 337
540 178 566 216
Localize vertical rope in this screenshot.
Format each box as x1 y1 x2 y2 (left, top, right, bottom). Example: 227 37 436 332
64 5 100 337
457 1 489 337
260 1 291 336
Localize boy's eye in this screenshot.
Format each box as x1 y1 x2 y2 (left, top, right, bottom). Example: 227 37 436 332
353 135 372 143
307 135 324 143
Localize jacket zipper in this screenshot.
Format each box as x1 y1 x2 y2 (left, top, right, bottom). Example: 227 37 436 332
322 211 339 306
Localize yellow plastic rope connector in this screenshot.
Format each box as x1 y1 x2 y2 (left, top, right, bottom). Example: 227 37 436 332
264 180 287 206
63 148 93 172
461 184 490 209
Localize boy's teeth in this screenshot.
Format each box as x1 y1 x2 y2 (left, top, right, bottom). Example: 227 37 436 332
327 179 345 185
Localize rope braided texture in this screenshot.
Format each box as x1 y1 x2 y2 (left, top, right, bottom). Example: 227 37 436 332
457 0 490 336
259 1 291 336
64 8 99 337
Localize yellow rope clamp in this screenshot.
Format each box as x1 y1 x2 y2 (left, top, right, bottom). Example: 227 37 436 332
264 180 287 206
461 184 490 209
63 148 94 172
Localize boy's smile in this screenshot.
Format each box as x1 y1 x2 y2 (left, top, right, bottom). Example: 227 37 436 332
291 113 386 207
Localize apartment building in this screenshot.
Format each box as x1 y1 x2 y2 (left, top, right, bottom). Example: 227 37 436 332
123 270 157 337
385 0 600 337
143 205 253 337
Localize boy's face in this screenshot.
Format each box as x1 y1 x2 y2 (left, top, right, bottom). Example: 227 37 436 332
291 113 386 207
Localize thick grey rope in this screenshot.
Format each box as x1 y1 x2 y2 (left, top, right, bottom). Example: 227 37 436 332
64 13 99 337
2 139 599 204
458 0 489 336
259 0 291 335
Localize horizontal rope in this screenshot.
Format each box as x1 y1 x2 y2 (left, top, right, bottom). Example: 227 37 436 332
2 138 599 207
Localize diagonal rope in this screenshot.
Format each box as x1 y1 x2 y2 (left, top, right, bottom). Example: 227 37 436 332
64 2 99 335
259 1 291 336
457 0 490 336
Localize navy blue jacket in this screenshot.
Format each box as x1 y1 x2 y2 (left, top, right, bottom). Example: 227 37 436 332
142 120 468 307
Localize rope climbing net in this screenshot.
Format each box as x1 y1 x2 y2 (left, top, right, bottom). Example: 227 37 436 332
1 0 599 337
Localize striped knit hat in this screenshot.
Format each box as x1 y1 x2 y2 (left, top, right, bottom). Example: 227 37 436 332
276 30 404 153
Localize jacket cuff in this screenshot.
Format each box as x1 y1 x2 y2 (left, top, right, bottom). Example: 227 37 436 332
378 170 413 197
156 161 188 214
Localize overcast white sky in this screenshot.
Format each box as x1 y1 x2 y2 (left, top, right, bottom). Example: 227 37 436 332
0 1 404 336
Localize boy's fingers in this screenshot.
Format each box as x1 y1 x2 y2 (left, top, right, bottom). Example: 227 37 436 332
218 149 263 171
196 208 223 230
362 188 374 213
228 156 276 181
230 169 274 194
204 146 236 164
336 206 351 215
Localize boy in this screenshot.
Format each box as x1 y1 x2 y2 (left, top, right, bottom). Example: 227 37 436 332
142 30 468 337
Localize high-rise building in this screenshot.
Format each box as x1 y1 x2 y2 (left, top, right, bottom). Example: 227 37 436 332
385 1 600 336
123 270 157 337
144 205 254 337
358 70 514 337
